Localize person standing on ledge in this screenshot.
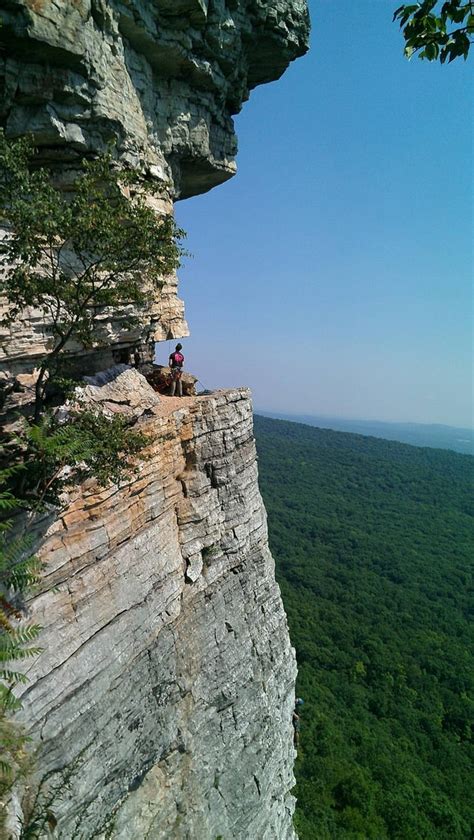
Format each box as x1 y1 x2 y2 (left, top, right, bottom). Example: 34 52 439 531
169 343 185 396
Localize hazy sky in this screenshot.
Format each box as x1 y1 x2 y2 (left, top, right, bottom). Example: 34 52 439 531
164 0 472 428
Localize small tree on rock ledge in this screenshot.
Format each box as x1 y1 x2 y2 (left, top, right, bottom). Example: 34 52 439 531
0 131 185 419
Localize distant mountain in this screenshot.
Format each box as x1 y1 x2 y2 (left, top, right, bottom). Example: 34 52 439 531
255 410 474 455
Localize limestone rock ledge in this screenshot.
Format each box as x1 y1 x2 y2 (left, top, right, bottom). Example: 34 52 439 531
13 389 297 839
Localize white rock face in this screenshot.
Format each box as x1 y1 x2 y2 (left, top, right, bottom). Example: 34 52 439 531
0 0 309 375
0 0 309 199
14 390 297 839
1 4 309 833
80 364 161 417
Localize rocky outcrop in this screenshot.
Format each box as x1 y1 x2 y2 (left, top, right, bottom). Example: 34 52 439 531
0 0 309 198
0 0 309 375
1 3 309 835
12 389 297 839
80 363 162 416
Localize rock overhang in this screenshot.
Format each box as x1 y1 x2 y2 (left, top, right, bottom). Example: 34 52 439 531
0 0 310 199
0 0 309 385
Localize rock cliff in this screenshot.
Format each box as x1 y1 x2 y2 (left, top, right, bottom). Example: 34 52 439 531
12 387 297 839
0 0 309 197
1 1 309 836
0 0 309 374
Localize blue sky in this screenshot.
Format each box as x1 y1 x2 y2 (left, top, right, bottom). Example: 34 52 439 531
167 0 472 428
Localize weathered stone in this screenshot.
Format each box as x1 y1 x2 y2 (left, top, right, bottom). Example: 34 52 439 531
0 0 309 378
0 0 308 196
80 363 161 417
0 2 310 835
141 362 198 396
9 390 297 839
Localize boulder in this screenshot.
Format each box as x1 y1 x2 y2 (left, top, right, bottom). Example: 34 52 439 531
79 364 161 418
140 364 197 397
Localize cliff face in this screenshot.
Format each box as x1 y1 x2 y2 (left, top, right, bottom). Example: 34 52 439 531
14 388 297 839
1 2 309 836
0 0 309 376
0 0 309 198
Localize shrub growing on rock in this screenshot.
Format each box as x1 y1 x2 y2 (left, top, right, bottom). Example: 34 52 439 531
0 131 185 419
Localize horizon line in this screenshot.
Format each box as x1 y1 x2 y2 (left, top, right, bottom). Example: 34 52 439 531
254 409 474 435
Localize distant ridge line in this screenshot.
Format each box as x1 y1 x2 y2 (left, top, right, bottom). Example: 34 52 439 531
254 411 474 457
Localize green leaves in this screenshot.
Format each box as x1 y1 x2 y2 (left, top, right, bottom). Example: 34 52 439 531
0 626 42 664
0 469 42 797
255 416 474 839
0 132 186 416
15 409 149 507
394 0 473 62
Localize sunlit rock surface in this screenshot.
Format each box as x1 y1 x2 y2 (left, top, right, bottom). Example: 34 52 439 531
0 0 309 198
14 390 298 839
1 2 309 835
0 0 309 377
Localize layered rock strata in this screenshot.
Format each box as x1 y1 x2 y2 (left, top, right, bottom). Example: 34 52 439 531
1 3 310 834
0 0 309 197
13 388 297 839
0 0 309 375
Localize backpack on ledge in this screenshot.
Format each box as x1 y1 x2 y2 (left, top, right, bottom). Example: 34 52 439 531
170 352 184 368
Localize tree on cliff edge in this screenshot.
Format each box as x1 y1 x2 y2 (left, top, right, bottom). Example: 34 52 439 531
0 131 185 419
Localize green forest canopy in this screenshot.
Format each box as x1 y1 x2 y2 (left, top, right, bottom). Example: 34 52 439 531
254 415 473 840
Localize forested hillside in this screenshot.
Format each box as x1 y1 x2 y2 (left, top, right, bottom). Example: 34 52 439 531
254 416 474 840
